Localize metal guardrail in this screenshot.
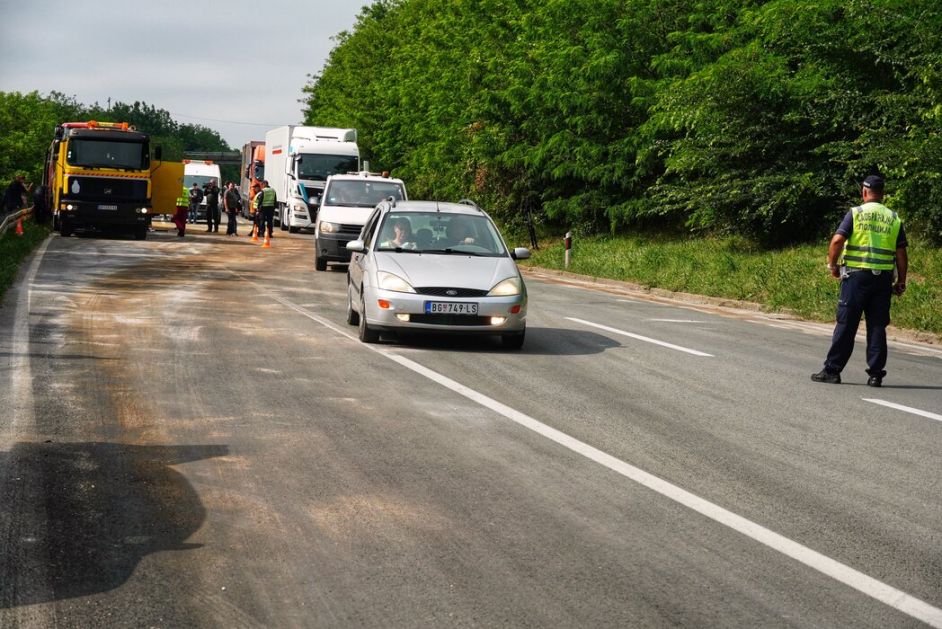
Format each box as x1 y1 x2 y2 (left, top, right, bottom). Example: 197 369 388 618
0 206 34 237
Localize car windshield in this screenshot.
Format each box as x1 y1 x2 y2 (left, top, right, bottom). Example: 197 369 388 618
375 212 507 256
325 180 405 208
296 154 359 182
66 139 148 170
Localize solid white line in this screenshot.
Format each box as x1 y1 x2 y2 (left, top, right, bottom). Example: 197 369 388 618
863 399 942 423
647 318 703 323
567 317 713 357
259 290 942 625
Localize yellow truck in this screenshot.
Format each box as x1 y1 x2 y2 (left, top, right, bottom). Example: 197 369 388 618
45 120 183 239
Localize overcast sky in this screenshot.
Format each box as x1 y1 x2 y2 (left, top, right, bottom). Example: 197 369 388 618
0 0 369 149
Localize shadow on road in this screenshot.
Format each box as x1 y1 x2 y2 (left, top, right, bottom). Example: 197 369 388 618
0 441 227 608
386 326 622 356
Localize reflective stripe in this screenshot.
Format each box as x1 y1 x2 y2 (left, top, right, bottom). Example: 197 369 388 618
842 203 901 271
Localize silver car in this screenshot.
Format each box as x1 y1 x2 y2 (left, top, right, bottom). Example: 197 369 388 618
345 199 530 349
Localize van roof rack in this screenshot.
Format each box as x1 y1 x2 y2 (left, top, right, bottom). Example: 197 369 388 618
345 170 390 178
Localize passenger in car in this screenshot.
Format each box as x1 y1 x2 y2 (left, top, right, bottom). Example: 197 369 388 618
445 218 474 246
414 227 434 250
380 217 413 248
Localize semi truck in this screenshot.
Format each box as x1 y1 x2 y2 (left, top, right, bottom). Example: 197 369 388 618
263 126 359 233
239 141 264 219
45 120 183 239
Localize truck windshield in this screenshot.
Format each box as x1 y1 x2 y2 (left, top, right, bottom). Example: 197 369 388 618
67 139 148 170
296 154 358 182
324 181 405 208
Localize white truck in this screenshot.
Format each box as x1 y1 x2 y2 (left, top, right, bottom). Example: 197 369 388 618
263 125 360 233
183 160 222 222
314 171 407 271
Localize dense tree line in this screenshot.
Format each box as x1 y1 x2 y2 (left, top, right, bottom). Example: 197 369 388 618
0 91 231 190
302 0 942 245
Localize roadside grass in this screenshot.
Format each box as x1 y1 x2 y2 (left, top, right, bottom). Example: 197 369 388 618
520 234 942 337
0 221 50 304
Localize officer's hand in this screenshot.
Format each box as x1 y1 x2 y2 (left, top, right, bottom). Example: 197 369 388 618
893 282 906 296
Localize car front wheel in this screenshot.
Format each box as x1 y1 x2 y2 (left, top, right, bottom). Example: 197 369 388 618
358 294 379 343
346 285 359 326
501 329 525 350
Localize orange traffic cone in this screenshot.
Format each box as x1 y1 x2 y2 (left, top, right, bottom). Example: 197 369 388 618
262 233 271 248
251 225 259 242
15 217 24 235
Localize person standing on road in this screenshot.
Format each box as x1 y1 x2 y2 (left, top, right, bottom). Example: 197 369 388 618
204 179 221 233
811 175 908 387
4 175 31 213
223 181 242 236
188 183 203 224
254 180 277 244
172 185 190 237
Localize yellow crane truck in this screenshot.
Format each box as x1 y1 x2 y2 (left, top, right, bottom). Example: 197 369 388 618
45 121 182 239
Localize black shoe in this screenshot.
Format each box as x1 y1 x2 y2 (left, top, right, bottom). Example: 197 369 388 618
811 369 841 384
867 376 882 387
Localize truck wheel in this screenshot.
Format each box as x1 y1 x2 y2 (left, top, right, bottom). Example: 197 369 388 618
289 226 300 234
134 227 147 240
280 209 288 231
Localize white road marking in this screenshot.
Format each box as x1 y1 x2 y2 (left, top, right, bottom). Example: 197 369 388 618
567 317 713 357
616 298 643 304
262 289 942 627
863 399 942 423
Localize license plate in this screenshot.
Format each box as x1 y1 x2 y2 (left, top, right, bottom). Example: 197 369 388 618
425 301 478 315
98 204 118 210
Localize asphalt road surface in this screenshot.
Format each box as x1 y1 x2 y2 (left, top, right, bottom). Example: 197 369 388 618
1 225 940 628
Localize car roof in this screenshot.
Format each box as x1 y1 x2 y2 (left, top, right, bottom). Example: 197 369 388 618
326 172 405 184
381 200 486 217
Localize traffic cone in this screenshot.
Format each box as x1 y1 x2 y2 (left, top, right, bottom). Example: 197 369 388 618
15 217 24 235
262 233 271 248
251 225 259 242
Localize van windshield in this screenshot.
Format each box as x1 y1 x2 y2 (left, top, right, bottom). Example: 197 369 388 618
296 154 359 182
324 180 405 208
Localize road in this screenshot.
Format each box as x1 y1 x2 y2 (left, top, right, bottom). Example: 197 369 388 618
1 225 940 628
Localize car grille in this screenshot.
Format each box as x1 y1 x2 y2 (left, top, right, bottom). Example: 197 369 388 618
339 224 362 236
409 314 493 326
67 176 148 202
415 287 489 297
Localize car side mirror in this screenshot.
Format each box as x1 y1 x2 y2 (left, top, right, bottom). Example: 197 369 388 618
346 240 366 253
511 247 531 260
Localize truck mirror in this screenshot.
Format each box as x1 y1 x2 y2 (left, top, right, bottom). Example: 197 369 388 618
154 145 163 161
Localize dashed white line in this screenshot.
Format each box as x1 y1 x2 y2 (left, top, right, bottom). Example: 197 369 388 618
262 289 941 627
567 317 713 357
863 399 942 423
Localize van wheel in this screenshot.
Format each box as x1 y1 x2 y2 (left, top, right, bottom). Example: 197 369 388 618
60 222 73 237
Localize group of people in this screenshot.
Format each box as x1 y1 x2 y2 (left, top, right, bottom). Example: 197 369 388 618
172 178 277 243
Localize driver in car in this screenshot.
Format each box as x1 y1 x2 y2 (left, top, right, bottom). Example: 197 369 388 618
380 217 413 248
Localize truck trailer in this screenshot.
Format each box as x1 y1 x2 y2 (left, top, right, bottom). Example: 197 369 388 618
46 121 182 239
263 126 359 233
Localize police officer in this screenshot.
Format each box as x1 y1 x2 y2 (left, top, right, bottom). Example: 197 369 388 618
254 180 277 243
811 175 908 387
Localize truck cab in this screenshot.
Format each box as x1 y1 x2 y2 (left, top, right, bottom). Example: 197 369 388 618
314 172 407 271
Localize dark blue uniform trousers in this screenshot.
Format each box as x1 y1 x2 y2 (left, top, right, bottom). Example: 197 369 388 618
824 270 893 377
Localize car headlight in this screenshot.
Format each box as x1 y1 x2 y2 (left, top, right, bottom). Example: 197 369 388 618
377 271 416 293
488 277 522 296
320 221 340 233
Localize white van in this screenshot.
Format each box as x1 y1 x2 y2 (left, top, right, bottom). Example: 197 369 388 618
183 160 222 222
314 172 407 271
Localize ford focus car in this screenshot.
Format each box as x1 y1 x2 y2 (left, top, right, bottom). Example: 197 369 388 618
345 199 530 349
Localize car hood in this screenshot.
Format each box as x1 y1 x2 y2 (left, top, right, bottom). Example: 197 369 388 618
376 252 520 291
